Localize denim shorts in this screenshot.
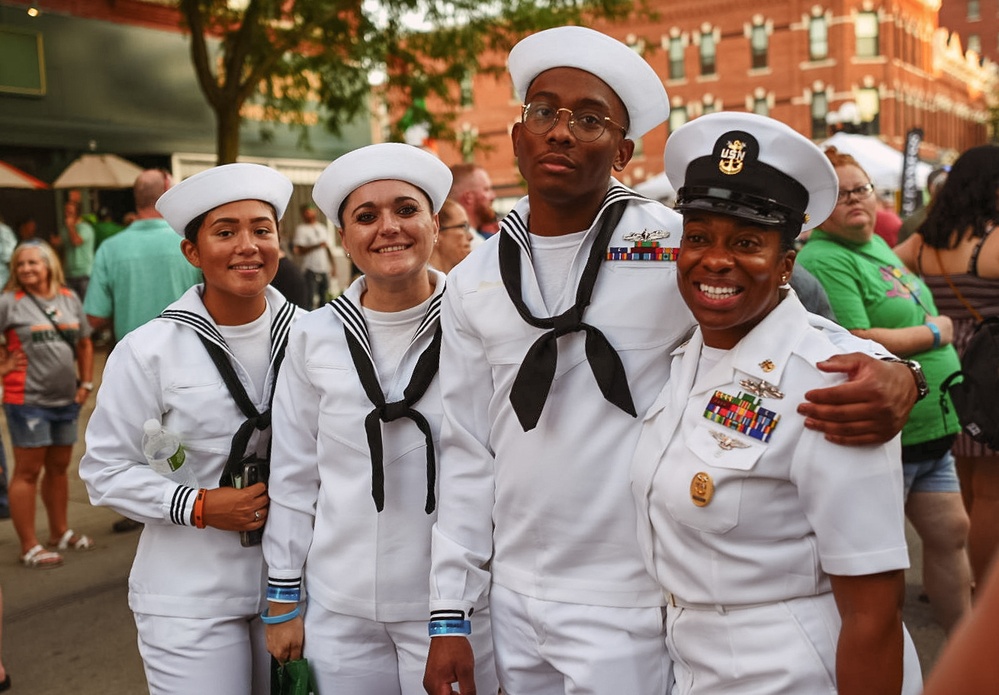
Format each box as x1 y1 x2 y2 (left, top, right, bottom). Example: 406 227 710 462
902 449 961 498
4 403 80 448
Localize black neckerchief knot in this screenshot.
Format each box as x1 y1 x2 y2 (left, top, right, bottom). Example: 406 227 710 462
499 200 636 431
340 301 441 515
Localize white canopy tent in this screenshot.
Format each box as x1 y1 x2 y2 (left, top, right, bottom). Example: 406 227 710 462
820 132 933 191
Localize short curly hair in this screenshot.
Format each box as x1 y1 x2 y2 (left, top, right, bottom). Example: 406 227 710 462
823 146 871 182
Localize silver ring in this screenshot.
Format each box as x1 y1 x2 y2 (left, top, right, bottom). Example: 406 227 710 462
254 511 261 521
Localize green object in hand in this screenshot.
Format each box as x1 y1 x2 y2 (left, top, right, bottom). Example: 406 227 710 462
271 657 317 695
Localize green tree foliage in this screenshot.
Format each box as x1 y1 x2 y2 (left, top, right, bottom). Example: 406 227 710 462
177 0 646 163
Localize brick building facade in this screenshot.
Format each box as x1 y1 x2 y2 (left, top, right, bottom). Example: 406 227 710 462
940 0 999 63
433 1 996 203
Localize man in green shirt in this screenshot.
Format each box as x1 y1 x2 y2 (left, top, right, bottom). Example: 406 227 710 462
52 199 95 300
84 169 202 341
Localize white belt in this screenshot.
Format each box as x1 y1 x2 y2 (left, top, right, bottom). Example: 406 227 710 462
667 593 776 614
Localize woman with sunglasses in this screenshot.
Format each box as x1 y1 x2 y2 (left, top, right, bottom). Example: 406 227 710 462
1 240 93 568
797 147 972 634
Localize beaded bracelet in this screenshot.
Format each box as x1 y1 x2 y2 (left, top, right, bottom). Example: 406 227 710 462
192 488 207 529
428 619 471 637
260 603 301 625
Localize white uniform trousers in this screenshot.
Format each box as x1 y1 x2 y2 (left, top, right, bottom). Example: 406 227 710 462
664 593 922 694
134 611 269 695
304 602 498 695
490 584 670 695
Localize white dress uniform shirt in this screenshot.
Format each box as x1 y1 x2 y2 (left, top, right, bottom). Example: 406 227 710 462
631 292 921 693
80 285 299 619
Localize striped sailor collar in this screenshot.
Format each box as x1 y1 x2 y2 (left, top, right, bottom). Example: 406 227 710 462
158 284 297 366
499 179 647 260
329 268 446 364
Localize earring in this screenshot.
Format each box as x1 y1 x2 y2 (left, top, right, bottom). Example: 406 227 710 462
780 274 788 283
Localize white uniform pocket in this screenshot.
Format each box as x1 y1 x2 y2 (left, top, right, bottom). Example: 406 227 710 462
663 425 765 534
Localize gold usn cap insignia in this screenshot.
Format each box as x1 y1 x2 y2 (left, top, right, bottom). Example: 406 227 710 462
718 140 746 176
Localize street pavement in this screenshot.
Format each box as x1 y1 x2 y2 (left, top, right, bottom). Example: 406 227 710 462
0 346 948 693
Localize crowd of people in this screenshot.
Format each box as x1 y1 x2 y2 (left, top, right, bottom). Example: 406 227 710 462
0 23 996 695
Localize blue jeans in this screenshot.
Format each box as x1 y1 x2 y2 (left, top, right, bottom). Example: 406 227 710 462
902 450 960 498
4 403 80 448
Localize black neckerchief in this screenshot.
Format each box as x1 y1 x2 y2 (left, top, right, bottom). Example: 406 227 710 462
498 199 635 431
331 292 442 514
159 298 297 486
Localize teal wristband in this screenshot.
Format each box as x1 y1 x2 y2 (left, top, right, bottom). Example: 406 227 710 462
428 619 471 636
260 603 300 625
926 321 941 349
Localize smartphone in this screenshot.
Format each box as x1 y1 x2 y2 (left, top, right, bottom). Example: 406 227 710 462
239 460 265 548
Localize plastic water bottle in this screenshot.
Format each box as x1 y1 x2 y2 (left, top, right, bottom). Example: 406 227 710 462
142 419 198 488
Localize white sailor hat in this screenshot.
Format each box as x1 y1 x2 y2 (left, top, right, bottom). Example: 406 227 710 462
155 163 293 237
508 26 669 139
664 112 838 239
312 143 452 226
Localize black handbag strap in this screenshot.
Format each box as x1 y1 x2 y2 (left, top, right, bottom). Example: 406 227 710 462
198 334 288 486
25 291 77 358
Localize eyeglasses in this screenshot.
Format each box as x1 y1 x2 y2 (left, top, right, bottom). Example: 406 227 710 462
836 183 875 204
521 102 627 142
440 222 470 233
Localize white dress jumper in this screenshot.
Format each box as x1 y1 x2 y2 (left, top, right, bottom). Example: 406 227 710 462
80 285 300 695
264 271 497 695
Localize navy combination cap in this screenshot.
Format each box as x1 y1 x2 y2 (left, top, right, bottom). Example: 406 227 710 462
664 112 837 240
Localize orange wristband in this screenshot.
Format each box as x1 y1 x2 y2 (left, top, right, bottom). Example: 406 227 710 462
193 488 207 529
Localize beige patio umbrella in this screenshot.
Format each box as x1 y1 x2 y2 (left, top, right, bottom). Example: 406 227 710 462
53 153 143 189
0 160 48 189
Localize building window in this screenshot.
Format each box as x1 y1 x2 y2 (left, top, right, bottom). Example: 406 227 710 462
809 16 828 61
857 88 881 134
700 31 716 76
0 27 46 95
703 96 717 114
750 23 768 69
856 11 880 57
811 91 828 139
669 105 688 132
968 34 982 54
460 71 474 108
668 35 685 80
753 96 769 117
967 0 980 21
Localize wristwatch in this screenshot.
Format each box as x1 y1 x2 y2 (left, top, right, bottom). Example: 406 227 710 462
881 357 929 401
79 381 94 391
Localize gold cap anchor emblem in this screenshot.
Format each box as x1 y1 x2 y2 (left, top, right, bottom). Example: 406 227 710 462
718 140 746 176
